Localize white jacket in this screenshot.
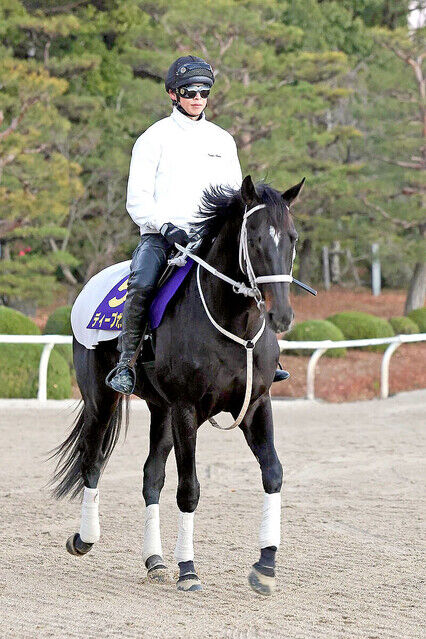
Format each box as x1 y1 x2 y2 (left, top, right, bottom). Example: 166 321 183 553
126 107 242 235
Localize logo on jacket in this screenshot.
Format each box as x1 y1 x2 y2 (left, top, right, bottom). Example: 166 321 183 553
208 153 222 157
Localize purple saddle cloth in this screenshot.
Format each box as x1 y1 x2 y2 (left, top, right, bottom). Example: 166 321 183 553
149 258 194 329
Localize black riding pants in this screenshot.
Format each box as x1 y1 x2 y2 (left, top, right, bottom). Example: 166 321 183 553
119 233 171 357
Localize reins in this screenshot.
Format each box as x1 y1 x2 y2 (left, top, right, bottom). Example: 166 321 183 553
172 203 317 431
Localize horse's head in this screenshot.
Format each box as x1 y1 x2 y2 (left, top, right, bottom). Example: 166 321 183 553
240 175 305 333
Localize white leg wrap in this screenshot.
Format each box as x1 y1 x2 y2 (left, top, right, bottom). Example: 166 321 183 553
259 492 281 549
79 487 100 543
142 504 163 563
174 511 194 563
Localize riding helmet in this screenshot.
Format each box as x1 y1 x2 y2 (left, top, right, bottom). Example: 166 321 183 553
165 55 215 93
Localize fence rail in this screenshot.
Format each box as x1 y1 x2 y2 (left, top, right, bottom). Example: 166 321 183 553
279 333 426 400
0 335 72 401
0 333 425 402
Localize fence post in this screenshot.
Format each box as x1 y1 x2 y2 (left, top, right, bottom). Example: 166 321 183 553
380 340 401 399
307 348 328 400
372 243 381 296
37 342 54 401
322 246 330 290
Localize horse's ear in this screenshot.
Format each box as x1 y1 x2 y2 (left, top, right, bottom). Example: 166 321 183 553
241 175 258 205
282 178 306 206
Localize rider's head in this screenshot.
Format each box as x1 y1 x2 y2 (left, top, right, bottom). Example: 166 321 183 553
165 55 215 119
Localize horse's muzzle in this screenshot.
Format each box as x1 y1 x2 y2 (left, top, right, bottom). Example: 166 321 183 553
267 308 294 333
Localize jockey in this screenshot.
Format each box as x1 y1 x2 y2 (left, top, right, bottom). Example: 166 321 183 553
106 55 289 395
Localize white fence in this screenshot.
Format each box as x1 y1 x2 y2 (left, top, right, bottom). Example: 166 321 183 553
0 334 72 401
0 332 425 402
279 333 426 400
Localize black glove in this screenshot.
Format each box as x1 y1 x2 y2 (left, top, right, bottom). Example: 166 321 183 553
160 222 190 247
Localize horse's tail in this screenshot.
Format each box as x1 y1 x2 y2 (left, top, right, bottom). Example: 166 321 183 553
49 395 130 500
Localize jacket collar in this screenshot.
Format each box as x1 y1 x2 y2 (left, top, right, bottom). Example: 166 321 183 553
171 106 206 131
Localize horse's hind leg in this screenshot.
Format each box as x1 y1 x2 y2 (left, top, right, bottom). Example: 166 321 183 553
57 340 124 557
142 402 173 582
239 394 283 596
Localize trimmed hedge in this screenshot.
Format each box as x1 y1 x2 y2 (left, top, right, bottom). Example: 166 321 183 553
389 316 419 335
284 319 346 357
43 306 72 335
0 343 71 398
327 311 394 352
407 307 426 333
0 306 40 335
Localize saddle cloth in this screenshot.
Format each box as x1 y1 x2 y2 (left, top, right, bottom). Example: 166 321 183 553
71 258 194 350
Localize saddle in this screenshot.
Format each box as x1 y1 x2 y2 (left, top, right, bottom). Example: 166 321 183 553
71 238 202 354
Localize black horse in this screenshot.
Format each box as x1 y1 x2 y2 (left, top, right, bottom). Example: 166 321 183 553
51 175 305 596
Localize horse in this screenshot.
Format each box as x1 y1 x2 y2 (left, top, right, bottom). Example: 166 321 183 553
51 175 307 596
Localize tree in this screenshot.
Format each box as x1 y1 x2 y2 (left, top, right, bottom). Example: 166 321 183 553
0 53 82 304
359 21 425 311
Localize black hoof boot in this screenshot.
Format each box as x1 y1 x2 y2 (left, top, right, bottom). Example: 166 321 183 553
105 362 136 395
273 369 290 382
66 533 93 557
177 560 202 592
146 554 169 583
248 564 276 596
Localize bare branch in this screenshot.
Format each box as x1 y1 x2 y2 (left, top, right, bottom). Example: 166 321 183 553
0 98 39 142
361 196 421 230
49 238 78 285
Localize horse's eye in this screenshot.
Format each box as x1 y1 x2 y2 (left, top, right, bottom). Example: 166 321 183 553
248 238 255 248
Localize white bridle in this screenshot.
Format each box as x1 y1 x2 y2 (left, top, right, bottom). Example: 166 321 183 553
171 202 303 431
238 203 295 306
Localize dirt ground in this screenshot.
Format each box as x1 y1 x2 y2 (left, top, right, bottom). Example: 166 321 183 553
0 392 424 639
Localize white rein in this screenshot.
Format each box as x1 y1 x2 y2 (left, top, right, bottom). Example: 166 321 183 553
172 202 298 431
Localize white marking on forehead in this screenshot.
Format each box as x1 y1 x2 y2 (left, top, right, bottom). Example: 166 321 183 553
269 225 281 249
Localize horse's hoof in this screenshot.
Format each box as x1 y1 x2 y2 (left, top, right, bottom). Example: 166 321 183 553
66 533 93 557
177 574 202 592
147 565 169 583
248 566 276 596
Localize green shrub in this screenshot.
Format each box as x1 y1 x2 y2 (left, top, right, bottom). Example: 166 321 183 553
0 306 40 335
407 307 426 333
284 319 346 357
43 306 74 376
0 344 71 399
43 306 72 335
389 316 419 335
327 311 394 352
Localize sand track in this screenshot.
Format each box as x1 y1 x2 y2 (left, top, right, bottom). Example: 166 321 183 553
0 392 425 639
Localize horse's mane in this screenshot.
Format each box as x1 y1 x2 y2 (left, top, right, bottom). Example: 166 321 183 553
194 182 285 242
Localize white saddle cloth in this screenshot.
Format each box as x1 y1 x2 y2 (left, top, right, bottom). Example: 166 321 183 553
71 260 131 350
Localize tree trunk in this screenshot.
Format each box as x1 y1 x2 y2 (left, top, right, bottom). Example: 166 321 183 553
330 240 341 284
295 238 312 295
404 262 426 314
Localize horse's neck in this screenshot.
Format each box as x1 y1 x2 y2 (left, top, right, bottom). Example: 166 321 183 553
200 219 262 339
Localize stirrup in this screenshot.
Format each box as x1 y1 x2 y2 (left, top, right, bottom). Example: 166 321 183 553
105 360 136 395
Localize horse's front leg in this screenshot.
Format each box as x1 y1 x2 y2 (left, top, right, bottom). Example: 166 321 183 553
142 403 173 583
240 394 283 596
171 403 202 592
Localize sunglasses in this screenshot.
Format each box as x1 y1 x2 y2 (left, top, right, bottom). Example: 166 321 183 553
178 85 211 99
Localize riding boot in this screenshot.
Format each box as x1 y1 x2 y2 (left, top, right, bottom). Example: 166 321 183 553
273 369 290 382
273 362 290 382
105 233 171 395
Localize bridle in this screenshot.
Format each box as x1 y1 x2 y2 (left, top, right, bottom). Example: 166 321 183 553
172 202 316 431
174 202 316 305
